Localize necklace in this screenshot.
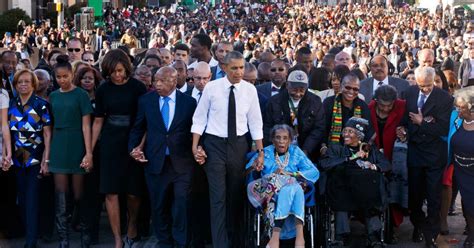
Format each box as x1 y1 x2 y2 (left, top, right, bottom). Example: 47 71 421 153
464 119 474 125
274 151 290 169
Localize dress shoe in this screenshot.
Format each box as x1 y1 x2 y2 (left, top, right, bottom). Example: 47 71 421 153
425 238 438 248
412 228 424 243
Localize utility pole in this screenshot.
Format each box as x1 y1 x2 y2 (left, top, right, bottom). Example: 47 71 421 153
55 0 64 28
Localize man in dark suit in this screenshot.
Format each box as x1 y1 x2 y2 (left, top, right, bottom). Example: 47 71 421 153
400 66 453 248
360 55 409 103
129 66 197 248
173 60 193 95
210 41 233 81
263 70 325 160
257 59 288 113
88 27 108 60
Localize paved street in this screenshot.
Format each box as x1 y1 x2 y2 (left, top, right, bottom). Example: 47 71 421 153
0 197 468 248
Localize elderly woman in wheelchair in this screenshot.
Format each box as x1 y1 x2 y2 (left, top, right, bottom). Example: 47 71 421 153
246 124 319 248
320 117 391 248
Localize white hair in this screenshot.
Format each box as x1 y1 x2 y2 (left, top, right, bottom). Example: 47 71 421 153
414 66 435 81
34 69 51 81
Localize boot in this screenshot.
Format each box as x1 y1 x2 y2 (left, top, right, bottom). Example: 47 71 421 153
55 192 69 248
78 200 91 248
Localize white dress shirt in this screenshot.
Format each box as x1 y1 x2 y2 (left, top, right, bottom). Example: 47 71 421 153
417 91 431 109
191 87 202 102
191 77 263 140
178 83 188 93
271 83 281 97
372 77 389 94
188 57 218 69
159 90 177 129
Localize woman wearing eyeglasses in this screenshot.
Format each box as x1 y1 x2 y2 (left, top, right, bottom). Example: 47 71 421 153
321 73 372 155
447 86 474 248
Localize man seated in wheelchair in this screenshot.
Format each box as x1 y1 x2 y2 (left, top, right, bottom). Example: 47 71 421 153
246 124 319 248
320 117 391 248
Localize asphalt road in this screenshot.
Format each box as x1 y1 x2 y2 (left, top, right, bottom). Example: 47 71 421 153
0 199 468 248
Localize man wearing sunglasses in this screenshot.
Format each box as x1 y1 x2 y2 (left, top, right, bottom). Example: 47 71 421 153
256 59 288 112
66 38 84 62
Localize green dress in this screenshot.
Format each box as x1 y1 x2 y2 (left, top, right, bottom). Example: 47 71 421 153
49 87 93 174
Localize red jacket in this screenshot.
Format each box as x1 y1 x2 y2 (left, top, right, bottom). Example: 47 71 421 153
368 99 406 161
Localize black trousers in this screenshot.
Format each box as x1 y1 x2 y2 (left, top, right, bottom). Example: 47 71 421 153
202 134 249 248
189 163 211 247
145 156 192 248
16 165 41 246
408 165 443 240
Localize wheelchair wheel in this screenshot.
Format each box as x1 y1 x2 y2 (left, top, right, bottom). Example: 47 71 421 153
304 206 317 248
245 205 267 248
315 198 332 248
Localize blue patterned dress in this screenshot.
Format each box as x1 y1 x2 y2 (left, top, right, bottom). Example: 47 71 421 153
246 144 319 239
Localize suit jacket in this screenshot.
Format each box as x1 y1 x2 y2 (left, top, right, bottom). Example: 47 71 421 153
402 86 453 167
360 76 410 104
256 82 285 115
458 59 473 87
183 84 194 96
88 34 107 54
210 65 225 81
263 90 325 159
128 90 197 174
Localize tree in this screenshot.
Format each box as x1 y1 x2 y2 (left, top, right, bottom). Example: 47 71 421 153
0 8 32 38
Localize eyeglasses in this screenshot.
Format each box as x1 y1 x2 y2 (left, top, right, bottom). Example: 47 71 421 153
84 59 94 62
344 86 360 92
193 76 209 81
17 80 32 85
342 128 356 135
68 48 81 52
270 68 285 72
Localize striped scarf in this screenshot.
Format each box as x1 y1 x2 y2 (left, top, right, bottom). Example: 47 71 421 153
329 95 362 144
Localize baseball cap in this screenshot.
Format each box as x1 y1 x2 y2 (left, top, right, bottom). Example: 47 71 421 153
287 70 308 88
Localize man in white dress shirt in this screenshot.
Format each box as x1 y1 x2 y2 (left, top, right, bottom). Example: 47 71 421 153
191 51 264 248
191 62 211 103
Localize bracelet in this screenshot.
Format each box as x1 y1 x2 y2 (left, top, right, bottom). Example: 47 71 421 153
45 160 50 163
293 172 297 177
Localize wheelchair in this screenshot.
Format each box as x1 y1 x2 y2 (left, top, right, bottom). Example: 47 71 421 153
244 166 318 248
314 170 391 248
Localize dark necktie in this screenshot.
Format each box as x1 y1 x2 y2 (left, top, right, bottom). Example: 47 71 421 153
377 81 384 87
197 92 202 103
228 86 237 142
418 94 426 110
272 86 279 92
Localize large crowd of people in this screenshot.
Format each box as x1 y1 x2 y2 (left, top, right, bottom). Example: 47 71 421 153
0 2 474 248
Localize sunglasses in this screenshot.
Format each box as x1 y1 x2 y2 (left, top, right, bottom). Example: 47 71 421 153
68 48 81 52
344 86 360 92
270 68 285 72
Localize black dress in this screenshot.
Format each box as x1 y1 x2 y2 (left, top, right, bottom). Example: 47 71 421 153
451 125 474 216
95 78 147 195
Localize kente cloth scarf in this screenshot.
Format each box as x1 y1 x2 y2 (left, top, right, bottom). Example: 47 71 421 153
329 95 362 144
